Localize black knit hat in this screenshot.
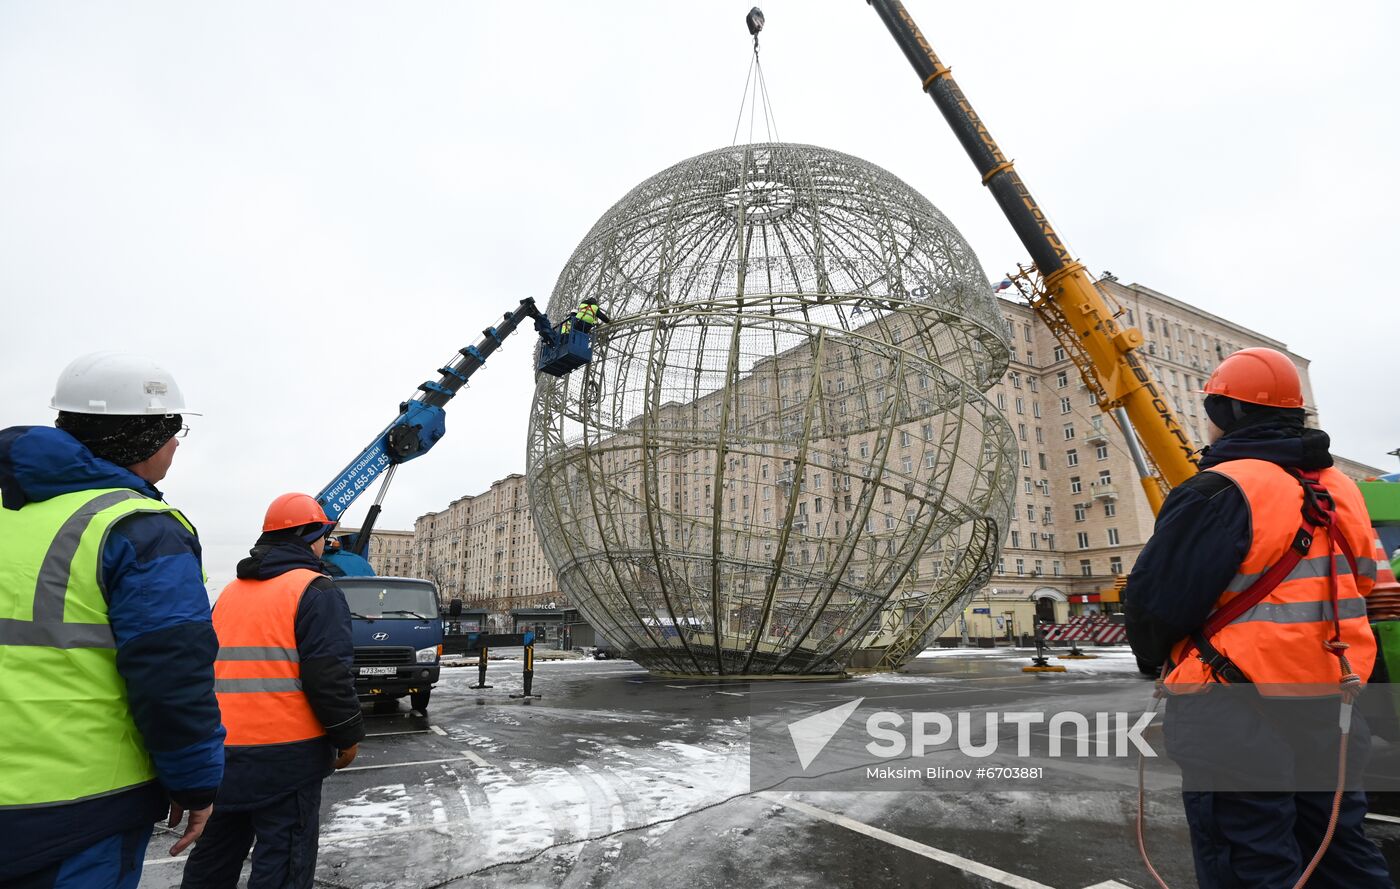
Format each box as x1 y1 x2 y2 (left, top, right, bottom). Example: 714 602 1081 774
56 412 182 467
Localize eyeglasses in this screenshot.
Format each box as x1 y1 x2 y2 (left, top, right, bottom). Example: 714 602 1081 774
174 425 190 439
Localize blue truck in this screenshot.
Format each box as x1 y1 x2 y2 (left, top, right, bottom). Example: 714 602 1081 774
336 576 443 713
311 298 595 714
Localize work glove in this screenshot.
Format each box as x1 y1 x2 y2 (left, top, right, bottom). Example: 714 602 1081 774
334 744 359 770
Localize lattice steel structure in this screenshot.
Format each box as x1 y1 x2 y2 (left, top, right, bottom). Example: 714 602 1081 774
526 143 1015 675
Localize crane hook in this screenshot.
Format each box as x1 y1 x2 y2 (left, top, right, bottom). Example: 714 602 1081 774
746 7 765 43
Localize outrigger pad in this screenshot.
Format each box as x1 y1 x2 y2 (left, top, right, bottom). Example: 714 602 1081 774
537 331 593 377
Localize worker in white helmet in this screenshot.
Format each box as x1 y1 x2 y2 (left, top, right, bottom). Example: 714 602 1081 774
0 352 223 888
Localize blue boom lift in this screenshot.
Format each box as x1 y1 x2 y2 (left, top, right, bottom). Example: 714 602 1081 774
308 297 591 714
315 296 591 554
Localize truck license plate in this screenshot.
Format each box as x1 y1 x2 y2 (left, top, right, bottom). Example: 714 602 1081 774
359 666 396 676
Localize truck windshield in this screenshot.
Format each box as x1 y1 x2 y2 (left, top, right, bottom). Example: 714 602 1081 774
339 582 438 620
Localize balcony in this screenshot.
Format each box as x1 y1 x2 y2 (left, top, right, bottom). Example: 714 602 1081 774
1086 423 1110 446
1091 481 1118 501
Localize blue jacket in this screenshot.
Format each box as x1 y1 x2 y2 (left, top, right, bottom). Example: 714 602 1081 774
216 542 364 810
0 425 224 880
1124 421 1335 670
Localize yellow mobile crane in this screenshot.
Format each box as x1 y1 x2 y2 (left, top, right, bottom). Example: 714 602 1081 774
865 0 1200 514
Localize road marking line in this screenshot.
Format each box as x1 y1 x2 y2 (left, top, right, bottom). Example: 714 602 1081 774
462 750 489 767
1366 812 1400 824
364 729 431 738
1081 882 1136 889
715 691 747 697
666 684 693 689
758 793 1054 889
430 724 448 736
338 756 479 773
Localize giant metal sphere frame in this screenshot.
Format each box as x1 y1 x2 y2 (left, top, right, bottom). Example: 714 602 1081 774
528 143 1015 675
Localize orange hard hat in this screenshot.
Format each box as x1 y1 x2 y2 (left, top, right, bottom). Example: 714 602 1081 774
1203 347 1304 409
262 492 333 532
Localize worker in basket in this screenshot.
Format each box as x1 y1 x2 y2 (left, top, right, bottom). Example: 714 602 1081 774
1125 347 1392 886
560 298 611 336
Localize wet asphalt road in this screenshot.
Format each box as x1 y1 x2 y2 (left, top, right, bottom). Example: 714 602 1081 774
137 649 1400 888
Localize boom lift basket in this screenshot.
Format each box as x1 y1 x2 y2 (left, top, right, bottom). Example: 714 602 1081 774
537 329 592 377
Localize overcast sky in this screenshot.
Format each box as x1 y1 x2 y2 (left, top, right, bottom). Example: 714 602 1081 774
3 1 1396 587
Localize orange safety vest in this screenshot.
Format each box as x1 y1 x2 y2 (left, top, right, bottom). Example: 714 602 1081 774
1165 459 1377 691
213 568 326 746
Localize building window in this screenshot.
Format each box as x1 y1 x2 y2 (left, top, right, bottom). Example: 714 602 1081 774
1038 452 1048 470
1104 501 1116 518
1110 556 1124 575
1077 532 1090 549
1070 476 1083 495
902 456 913 473
1066 449 1079 467
1063 423 1075 441
1098 469 1112 485
1032 401 1042 419
1015 397 1025 415
924 453 936 468
1018 423 1027 441
1042 505 1053 523
1021 449 1031 467
1034 559 1043 575
1027 504 1036 522
1095 443 1109 460
1024 477 1033 495
1016 558 1025 575
998 557 1006 574
1107 528 1120 545
1056 370 1068 389
1011 371 1022 389
1011 530 1021 547
996 393 1007 410
1028 376 1038 393
1052 560 1062 576
1059 397 1072 415
1080 559 1093 577
900 431 911 447
1035 427 1044 444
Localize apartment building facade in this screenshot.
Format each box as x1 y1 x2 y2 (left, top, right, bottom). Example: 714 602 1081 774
412 473 561 623
404 277 1380 647
959 277 1381 643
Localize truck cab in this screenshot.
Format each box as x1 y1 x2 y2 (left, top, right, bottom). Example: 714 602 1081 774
337 576 443 713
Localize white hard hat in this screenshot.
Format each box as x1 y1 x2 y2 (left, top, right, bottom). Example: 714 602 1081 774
50 351 198 416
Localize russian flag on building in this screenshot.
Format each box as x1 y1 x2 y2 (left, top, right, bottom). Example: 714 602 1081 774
993 278 1013 293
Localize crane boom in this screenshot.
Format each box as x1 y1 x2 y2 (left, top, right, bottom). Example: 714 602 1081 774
865 0 1199 513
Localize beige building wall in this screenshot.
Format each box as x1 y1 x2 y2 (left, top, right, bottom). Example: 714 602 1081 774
408 276 1378 646
949 277 1355 642
413 474 561 620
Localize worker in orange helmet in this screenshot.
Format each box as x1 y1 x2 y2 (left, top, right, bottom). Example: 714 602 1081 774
1125 348 1392 886
181 493 364 889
